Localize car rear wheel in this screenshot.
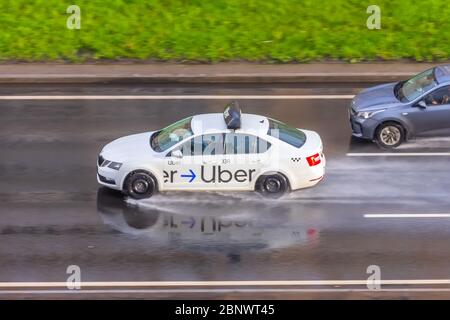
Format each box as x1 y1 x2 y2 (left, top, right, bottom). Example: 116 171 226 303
376 122 405 149
124 171 157 199
256 173 289 199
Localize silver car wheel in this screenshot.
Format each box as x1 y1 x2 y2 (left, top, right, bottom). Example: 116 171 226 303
265 177 282 193
132 179 149 194
380 126 401 146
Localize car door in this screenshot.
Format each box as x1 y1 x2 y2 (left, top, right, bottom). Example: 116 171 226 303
215 133 270 190
407 85 450 134
163 133 224 190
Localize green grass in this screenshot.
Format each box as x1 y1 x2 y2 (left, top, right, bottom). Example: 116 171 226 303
0 0 450 62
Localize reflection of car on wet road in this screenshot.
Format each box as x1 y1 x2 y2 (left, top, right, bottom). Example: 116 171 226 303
97 102 325 199
350 65 450 148
97 188 319 252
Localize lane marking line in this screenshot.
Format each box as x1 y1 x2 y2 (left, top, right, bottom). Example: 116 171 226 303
2 288 450 295
0 95 355 100
365 214 450 218
347 152 450 157
1 279 450 288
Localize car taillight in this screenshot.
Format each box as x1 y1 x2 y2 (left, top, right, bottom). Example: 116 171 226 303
306 153 321 166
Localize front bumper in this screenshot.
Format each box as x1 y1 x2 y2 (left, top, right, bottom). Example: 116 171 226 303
97 165 122 191
349 113 378 140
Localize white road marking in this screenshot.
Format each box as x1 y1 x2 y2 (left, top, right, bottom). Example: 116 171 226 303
365 213 450 218
2 288 450 295
1 279 450 288
0 94 355 100
347 152 450 157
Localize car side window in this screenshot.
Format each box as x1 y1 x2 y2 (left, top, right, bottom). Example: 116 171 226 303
224 133 271 154
168 133 224 157
201 133 224 156
424 86 450 106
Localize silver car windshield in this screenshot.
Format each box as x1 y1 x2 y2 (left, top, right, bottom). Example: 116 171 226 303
150 116 193 152
400 68 438 102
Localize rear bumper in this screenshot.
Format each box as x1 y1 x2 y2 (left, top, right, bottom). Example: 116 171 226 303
291 153 326 190
308 153 326 185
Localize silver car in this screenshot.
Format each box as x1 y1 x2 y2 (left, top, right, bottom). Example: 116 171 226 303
350 65 450 148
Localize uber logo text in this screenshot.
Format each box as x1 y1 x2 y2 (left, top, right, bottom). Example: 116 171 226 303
163 166 256 184
66 5 81 30
66 265 81 289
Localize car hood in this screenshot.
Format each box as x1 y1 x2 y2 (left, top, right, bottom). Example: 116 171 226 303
100 131 157 162
352 82 403 111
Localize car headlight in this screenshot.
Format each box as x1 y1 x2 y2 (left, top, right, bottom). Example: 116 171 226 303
356 109 386 119
107 161 122 170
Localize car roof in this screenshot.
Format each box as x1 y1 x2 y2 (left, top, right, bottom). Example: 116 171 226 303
435 65 450 84
191 113 269 136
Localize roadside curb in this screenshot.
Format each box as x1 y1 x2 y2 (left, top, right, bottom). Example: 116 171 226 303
0 73 416 84
0 63 439 84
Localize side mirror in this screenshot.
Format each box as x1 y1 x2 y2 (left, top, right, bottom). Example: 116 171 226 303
171 149 183 158
415 100 427 109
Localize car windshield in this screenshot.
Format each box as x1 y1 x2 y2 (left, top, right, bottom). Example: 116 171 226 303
267 118 306 148
397 68 438 102
150 116 193 152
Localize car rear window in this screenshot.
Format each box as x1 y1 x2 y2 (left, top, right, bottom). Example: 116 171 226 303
267 119 306 148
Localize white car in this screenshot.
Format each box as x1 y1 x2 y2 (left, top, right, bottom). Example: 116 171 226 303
97 102 325 199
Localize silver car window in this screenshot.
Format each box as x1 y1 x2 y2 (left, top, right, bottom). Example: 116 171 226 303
424 85 450 106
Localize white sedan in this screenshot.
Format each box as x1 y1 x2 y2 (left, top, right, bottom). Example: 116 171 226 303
97 102 325 199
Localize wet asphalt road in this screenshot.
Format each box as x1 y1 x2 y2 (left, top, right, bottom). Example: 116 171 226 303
1 83 450 299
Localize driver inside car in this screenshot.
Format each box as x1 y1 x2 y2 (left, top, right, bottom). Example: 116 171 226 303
428 93 441 105
442 87 450 104
426 87 450 105
425 88 450 106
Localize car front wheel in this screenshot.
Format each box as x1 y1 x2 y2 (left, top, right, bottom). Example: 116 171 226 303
376 122 405 149
256 173 289 198
124 171 157 199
